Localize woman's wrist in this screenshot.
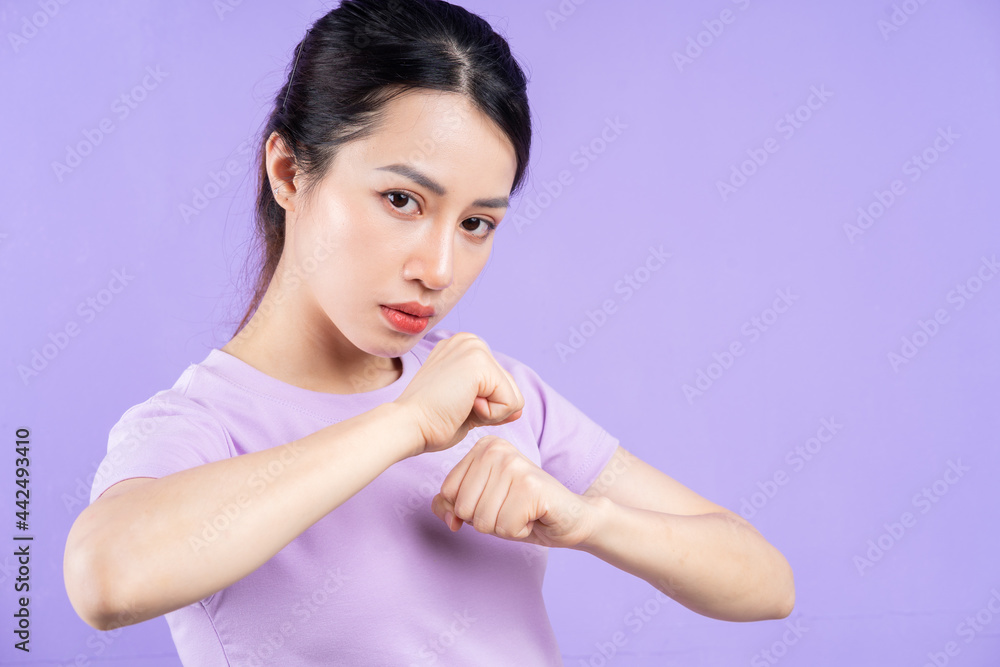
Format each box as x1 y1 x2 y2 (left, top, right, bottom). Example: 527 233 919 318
373 401 426 461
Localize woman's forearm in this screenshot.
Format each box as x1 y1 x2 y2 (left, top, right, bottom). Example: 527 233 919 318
64 402 421 631
574 496 795 622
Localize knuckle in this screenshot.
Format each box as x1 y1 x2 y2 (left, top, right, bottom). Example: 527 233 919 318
519 474 543 495
453 502 473 520
482 439 517 462
453 331 482 345
480 436 506 452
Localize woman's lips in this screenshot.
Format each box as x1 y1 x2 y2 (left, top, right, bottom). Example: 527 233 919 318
383 301 435 317
380 305 430 334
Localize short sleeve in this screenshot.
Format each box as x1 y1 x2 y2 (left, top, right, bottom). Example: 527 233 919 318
508 364 618 493
491 349 621 495
90 391 234 504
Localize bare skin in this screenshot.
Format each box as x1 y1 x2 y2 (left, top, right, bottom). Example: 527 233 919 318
64 88 794 633
221 88 514 392
64 89 525 630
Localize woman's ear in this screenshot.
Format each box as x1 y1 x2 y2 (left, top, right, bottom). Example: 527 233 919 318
265 131 300 212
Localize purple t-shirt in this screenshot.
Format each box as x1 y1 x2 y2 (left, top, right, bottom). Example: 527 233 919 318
89 328 620 666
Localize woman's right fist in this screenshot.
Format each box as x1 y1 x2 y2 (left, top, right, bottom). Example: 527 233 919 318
392 332 525 456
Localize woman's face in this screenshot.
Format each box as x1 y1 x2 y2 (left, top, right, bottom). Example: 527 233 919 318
274 89 518 360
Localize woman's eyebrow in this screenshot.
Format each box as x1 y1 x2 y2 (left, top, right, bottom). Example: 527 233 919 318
375 163 509 209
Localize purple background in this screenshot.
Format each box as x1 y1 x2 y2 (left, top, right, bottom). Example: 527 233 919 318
2 0 999 664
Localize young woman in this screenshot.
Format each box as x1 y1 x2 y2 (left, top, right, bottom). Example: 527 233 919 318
64 0 794 664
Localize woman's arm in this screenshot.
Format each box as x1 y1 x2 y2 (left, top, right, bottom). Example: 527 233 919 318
64 402 421 631
573 446 795 622
431 440 794 622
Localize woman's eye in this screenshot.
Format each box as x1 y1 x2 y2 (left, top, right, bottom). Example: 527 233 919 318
385 191 418 214
384 191 495 239
461 217 496 239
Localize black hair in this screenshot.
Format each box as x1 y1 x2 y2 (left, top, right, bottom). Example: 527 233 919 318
233 0 532 336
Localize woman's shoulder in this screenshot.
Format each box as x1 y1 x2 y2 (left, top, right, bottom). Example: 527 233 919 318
93 371 236 507
109 358 229 440
102 360 236 467
109 389 230 452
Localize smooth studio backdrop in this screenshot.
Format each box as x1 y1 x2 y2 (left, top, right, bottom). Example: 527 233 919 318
2 0 999 665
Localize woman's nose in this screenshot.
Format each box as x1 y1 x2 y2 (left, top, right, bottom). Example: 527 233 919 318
403 223 454 291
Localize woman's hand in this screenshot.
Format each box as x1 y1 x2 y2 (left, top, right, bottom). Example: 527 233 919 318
392 332 525 456
430 436 601 549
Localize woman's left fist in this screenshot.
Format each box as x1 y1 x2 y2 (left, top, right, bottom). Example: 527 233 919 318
431 435 601 549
